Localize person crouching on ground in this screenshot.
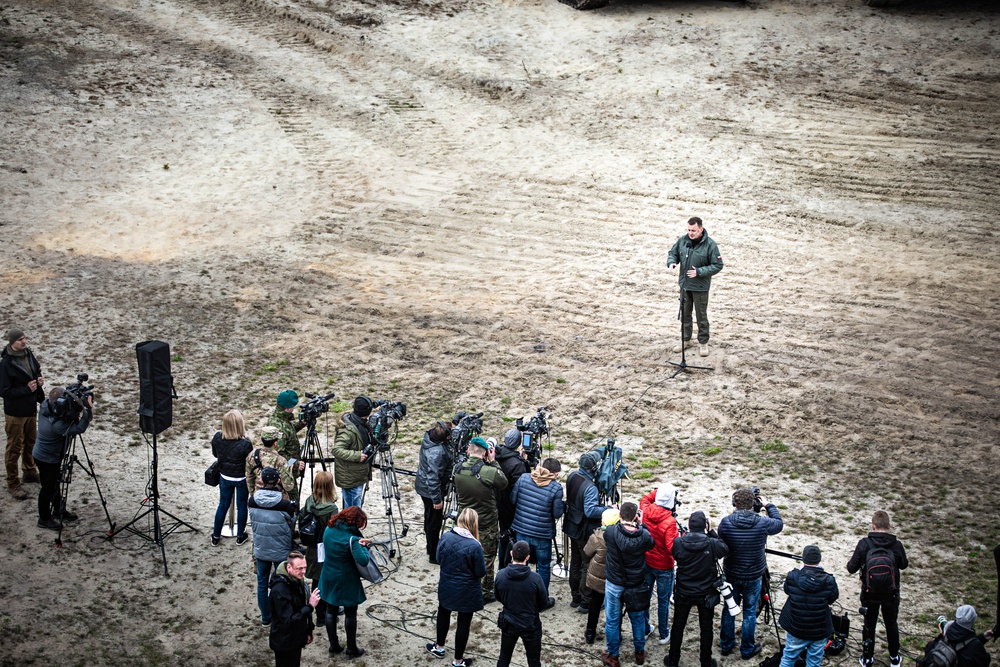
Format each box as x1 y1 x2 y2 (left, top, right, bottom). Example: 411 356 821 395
268 550 321 667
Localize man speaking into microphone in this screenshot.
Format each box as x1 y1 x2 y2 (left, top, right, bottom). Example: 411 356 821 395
666 217 724 357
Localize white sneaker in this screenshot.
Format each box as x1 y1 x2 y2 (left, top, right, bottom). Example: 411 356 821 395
645 624 656 639
890 657 902 667
658 631 670 645
672 340 694 353
699 343 709 357
860 658 873 667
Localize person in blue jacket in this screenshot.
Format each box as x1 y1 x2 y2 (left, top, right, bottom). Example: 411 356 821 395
717 487 783 660
778 545 839 667
510 457 564 606
425 508 485 667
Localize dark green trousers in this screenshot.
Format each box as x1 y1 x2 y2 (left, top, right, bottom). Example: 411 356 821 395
681 290 711 344
481 522 499 595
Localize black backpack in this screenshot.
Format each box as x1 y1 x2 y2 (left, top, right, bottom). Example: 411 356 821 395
863 538 898 597
919 635 976 667
298 508 320 547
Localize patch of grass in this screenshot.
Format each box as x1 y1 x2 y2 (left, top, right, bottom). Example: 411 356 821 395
702 447 722 456
760 438 788 452
640 458 660 469
634 470 653 480
556 378 566 383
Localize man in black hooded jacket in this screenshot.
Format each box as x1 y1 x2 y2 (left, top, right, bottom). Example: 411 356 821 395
495 540 548 667
269 551 321 667
778 545 839 667
931 605 994 667
847 510 908 667
667 511 729 667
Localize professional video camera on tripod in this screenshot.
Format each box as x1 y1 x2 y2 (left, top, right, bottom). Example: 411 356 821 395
441 410 484 524
361 399 409 557
515 406 550 470
35 374 115 546
293 391 337 507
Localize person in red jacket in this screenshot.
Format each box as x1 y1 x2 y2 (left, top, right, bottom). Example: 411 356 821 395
640 484 680 645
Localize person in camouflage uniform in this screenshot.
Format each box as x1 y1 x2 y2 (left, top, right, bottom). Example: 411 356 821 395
453 436 508 602
267 389 306 462
246 425 302 500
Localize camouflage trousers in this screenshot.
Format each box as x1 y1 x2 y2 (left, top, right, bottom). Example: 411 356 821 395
481 522 500 596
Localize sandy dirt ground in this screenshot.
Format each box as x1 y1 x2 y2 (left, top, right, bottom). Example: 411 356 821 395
1 0 998 664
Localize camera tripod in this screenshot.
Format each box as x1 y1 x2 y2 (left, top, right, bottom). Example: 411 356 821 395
362 444 409 558
669 287 713 378
54 432 115 547
294 417 336 510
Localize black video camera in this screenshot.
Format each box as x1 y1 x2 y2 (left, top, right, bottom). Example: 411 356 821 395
55 373 94 420
367 399 407 452
298 392 336 423
450 411 484 460
515 406 549 469
749 486 764 513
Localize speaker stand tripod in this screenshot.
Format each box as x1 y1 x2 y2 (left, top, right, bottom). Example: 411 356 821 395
669 288 713 378
109 431 196 576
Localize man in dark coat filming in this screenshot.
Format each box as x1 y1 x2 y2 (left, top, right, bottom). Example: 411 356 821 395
778 545 839 667
666 216 724 358
31 386 93 530
268 551 321 667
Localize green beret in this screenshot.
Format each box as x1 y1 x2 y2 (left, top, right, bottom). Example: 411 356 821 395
276 390 299 409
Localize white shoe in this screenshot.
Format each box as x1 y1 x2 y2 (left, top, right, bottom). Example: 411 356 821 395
645 624 656 639
699 343 709 357
890 657 901 667
658 631 670 645
672 340 694 354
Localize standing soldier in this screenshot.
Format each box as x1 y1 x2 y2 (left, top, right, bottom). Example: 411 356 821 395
0 328 44 500
247 426 302 499
454 436 508 602
267 389 305 462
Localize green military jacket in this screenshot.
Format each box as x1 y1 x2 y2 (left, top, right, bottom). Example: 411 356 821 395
331 412 373 490
245 446 298 498
665 230 724 292
267 406 304 462
454 457 508 529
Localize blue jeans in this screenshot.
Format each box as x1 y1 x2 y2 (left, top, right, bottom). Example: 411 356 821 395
719 576 762 657
643 567 675 640
517 533 553 594
605 580 647 657
342 485 364 509
780 633 826 667
257 559 280 623
212 477 248 538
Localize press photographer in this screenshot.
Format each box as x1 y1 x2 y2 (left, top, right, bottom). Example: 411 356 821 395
32 378 94 531
332 396 375 509
415 419 455 563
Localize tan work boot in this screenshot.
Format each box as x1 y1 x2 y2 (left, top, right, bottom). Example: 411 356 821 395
672 340 695 354
699 343 709 357
8 485 28 500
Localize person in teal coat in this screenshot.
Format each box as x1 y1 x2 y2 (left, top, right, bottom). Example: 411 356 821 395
318 506 371 658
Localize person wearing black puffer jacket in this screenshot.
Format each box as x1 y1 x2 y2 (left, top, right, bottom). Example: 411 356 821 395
495 540 548 667
778 546 839 667
667 511 728 667
717 488 783 660
414 420 455 564
268 551 320 667
210 410 254 546
603 502 655 667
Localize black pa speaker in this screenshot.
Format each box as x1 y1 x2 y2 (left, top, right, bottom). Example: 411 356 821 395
136 340 175 434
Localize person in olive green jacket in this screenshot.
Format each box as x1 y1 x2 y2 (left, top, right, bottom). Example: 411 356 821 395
454 437 508 600
332 397 374 509
666 216 724 358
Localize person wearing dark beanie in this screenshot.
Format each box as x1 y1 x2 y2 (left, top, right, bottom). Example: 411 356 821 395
332 396 375 508
1 327 45 500
777 546 839 667
667 511 728 667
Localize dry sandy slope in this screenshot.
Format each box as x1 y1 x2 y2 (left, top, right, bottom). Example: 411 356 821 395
0 0 998 664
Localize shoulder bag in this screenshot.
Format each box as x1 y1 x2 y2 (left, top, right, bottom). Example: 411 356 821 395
350 536 384 584
204 461 220 487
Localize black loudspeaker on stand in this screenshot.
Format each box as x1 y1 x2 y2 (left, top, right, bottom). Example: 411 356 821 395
109 340 196 575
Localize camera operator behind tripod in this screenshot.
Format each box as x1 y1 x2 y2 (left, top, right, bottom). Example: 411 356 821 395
32 385 93 530
332 397 375 509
